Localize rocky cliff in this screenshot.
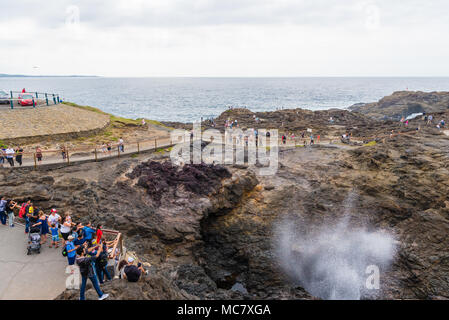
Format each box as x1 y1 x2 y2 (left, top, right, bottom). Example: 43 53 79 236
2 102 449 300
349 91 449 120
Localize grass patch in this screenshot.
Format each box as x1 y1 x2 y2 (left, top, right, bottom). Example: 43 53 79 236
363 141 377 147
64 101 171 129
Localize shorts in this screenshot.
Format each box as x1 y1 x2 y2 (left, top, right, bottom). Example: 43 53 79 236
61 232 70 240
52 235 59 242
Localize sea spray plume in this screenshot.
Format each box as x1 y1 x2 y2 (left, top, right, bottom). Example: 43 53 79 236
274 194 396 300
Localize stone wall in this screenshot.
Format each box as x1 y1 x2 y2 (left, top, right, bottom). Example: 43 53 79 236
0 104 110 143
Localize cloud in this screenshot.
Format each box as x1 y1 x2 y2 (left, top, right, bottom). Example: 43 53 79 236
0 0 449 76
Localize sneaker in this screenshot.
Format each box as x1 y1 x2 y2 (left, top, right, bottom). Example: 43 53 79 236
99 294 109 300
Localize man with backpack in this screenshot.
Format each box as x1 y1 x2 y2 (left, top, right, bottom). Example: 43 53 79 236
76 244 109 300
95 240 112 284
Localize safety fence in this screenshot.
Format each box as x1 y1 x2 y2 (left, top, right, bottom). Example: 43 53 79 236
1 135 173 169
0 128 421 169
1 90 61 109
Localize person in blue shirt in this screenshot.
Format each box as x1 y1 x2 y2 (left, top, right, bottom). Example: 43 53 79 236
82 222 96 245
65 235 77 273
73 232 86 249
50 224 60 248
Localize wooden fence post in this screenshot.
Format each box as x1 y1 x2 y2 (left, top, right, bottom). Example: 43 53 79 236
154 138 157 149
33 153 37 170
117 146 120 158
67 148 70 165
94 148 98 162
137 141 140 154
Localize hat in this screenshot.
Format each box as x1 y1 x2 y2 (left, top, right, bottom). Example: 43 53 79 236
68 235 74 240
127 257 135 263
51 209 58 213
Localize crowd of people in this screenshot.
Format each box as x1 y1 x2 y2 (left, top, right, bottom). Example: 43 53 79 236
0 146 24 167
0 197 147 300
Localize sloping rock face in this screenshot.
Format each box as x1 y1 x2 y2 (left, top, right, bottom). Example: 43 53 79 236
349 91 449 120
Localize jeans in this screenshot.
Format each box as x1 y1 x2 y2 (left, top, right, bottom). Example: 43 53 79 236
96 264 112 284
8 212 14 226
0 211 6 225
25 219 30 233
6 157 14 167
80 275 104 300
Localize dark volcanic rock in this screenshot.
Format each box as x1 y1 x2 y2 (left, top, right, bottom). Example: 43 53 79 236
349 91 449 120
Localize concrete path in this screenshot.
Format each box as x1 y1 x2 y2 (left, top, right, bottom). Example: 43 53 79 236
0 223 67 300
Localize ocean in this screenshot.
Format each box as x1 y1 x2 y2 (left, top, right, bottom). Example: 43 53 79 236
1 77 449 122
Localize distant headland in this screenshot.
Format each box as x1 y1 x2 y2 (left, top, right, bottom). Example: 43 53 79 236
0 73 99 78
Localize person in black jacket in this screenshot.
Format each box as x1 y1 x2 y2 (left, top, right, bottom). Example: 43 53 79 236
75 244 109 300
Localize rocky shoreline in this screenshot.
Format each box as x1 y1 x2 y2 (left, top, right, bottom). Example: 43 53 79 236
2 91 449 300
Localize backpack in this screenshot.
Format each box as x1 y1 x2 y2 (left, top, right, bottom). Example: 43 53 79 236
61 245 68 257
19 203 27 218
98 252 109 268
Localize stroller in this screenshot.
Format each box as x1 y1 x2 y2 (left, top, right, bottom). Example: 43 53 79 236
27 226 41 255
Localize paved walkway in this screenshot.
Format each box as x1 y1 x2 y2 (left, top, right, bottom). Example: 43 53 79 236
0 223 67 300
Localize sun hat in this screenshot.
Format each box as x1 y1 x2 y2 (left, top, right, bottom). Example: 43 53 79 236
127 257 135 263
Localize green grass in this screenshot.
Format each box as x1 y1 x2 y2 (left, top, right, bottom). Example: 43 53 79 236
63 101 172 129
363 141 377 147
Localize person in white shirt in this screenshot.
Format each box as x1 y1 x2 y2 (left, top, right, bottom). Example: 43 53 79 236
118 138 124 152
5 147 15 167
48 209 61 228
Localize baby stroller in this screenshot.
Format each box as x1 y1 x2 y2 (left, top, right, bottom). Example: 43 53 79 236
27 226 41 255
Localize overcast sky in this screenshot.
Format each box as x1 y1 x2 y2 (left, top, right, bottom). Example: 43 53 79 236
1 0 448 77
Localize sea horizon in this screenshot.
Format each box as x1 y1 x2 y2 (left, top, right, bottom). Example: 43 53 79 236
1 76 449 122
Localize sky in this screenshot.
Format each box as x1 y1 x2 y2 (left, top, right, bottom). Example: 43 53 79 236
0 0 448 77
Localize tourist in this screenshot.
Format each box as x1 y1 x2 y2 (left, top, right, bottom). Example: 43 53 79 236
0 148 5 167
96 224 103 244
82 222 96 245
119 137 124 152
15 146 23 166
6 200 19 228
60 215 73 242
0 196 7 226
282 134 286 144
65 235 77 273
22 200 32 233
48 209 61 229
317 134 321 143
96 240 112 284
123 257 146 282
310 134 314 145
107 143 112 155
32 211 49 244
427 115 433 125
5 146 15 167
36 146 43 163
118 260 128 279
73 231 86 249
60 145 67 160
49 224 60 248
76 245 109 300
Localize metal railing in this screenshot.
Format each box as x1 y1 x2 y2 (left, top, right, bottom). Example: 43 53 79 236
0 136 173 169
1 90 61 109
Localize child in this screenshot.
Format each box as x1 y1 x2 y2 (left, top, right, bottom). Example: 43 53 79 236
50 223 59 248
